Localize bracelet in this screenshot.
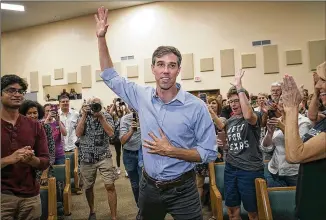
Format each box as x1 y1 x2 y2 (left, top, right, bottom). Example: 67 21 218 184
237 88 246 94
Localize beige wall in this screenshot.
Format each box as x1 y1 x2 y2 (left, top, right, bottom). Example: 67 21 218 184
1 1 325 108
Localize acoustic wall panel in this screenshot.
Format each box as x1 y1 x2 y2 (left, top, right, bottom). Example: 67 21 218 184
200 58 214 72
127 65 139 78
181 53 194 80
95 70 102 82
30 71 39 92
144 58 155 83
241 54 256 69
67 72 77 84
308 40 326 71
220 49 235 77
263 45 279 74
286 50 302 65
42 75 51 86
54 68 64 80
81 65 92 88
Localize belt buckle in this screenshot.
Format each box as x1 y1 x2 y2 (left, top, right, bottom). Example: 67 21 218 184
155 181 163 189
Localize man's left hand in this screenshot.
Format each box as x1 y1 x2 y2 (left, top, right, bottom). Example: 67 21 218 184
143 129 174 156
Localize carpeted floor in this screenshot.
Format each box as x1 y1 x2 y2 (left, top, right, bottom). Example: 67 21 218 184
70 146 213 220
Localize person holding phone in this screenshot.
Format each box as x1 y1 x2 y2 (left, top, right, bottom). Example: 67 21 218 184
119 110 142 218
43 104 67 165
261 97 311 187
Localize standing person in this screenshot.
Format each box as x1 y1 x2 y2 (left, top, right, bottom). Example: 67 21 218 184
109 98 125 175
1 75 50 220
281 62 326 220
58 95 79 153
75 97 118 220
261 97 311 187
95 7 217 220
119 110 142 217
211 70 264 220
19 100 56 185
196 97 223 202
44 104 67 165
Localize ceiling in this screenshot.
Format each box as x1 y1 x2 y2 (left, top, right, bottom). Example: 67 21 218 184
1 1 153 32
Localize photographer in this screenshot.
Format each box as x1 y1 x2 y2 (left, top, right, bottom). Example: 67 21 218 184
119 109 142 208
43 104 67 165
75 97 118 220
109 98 129 175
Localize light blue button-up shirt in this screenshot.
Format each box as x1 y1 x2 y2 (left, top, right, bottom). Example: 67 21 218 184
101 68 218 180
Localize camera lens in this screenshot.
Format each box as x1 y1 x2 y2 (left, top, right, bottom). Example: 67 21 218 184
91 103 102 113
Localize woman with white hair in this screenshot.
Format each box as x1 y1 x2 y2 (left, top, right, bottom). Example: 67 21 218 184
281 62 326 220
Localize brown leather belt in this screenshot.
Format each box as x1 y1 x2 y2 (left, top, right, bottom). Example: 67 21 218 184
142 169 195 189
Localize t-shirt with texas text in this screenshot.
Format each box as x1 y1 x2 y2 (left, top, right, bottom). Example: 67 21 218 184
225 112 263 171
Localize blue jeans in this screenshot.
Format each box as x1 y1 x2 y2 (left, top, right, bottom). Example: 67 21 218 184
123 149 142 205
265 171 298 187
224 163 264 212
54 155 65 165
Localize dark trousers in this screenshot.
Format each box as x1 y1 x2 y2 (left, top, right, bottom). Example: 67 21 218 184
138 171 203 220
113 142 121 167
123 149 142 205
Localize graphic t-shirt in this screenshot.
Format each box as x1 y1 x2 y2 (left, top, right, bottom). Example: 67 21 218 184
225 112 263 171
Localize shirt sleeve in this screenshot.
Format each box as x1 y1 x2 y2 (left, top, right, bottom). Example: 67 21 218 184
104 112 114 127
101 68 142 112
35 123 50 170
119 115 129 139
194 105 218 163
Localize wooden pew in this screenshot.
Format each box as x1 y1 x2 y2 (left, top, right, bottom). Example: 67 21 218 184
255 178 296 220
40 177 57 220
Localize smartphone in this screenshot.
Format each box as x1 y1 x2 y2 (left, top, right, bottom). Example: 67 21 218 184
50 105 58 117
268 109 277 119
199 93 207 103
132 112 137 131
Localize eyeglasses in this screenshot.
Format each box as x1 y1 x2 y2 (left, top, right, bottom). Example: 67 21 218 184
2 88 26 95
228 99 240 104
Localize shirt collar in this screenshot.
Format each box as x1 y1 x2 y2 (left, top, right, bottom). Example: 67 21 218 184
152 83 186 105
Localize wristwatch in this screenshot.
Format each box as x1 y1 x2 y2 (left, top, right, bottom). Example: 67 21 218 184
237 88 246 94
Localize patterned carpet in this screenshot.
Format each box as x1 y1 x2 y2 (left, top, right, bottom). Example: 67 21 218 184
70 146 213 220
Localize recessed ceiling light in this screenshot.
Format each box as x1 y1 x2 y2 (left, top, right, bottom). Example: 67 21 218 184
1 3 25 12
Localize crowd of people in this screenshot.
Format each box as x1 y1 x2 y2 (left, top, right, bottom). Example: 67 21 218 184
1 6 325 220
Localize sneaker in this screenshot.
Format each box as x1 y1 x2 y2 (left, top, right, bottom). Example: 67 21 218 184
125 171 129 178
116 168 121 175
88 212 96 220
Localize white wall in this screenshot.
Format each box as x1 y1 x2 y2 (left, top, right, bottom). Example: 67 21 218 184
2 1 325 107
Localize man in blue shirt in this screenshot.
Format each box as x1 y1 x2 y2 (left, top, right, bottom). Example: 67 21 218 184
95 7 218 220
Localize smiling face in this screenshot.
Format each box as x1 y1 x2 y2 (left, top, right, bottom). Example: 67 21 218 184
271 85 282 102
228 94 242 115
1 83 26 109
152 53 180 91
26 107 39 121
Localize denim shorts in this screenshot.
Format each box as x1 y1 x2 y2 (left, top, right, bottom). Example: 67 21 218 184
224 163 264 212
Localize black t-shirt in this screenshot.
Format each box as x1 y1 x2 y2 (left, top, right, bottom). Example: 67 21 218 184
296 111 326 220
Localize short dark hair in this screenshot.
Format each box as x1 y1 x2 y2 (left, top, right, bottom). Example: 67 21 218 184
19 100 45 120
227 86 250 99
1 75 28 93
59 95 69 102
152 46 182 67
44 103 51 109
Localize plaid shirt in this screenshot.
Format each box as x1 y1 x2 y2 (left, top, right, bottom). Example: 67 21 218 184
76 112 114 163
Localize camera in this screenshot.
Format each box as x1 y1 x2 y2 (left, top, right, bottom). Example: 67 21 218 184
90 103 102 113
132 112 137 131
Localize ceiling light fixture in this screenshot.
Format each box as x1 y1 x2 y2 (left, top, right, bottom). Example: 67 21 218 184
1 3 25 12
